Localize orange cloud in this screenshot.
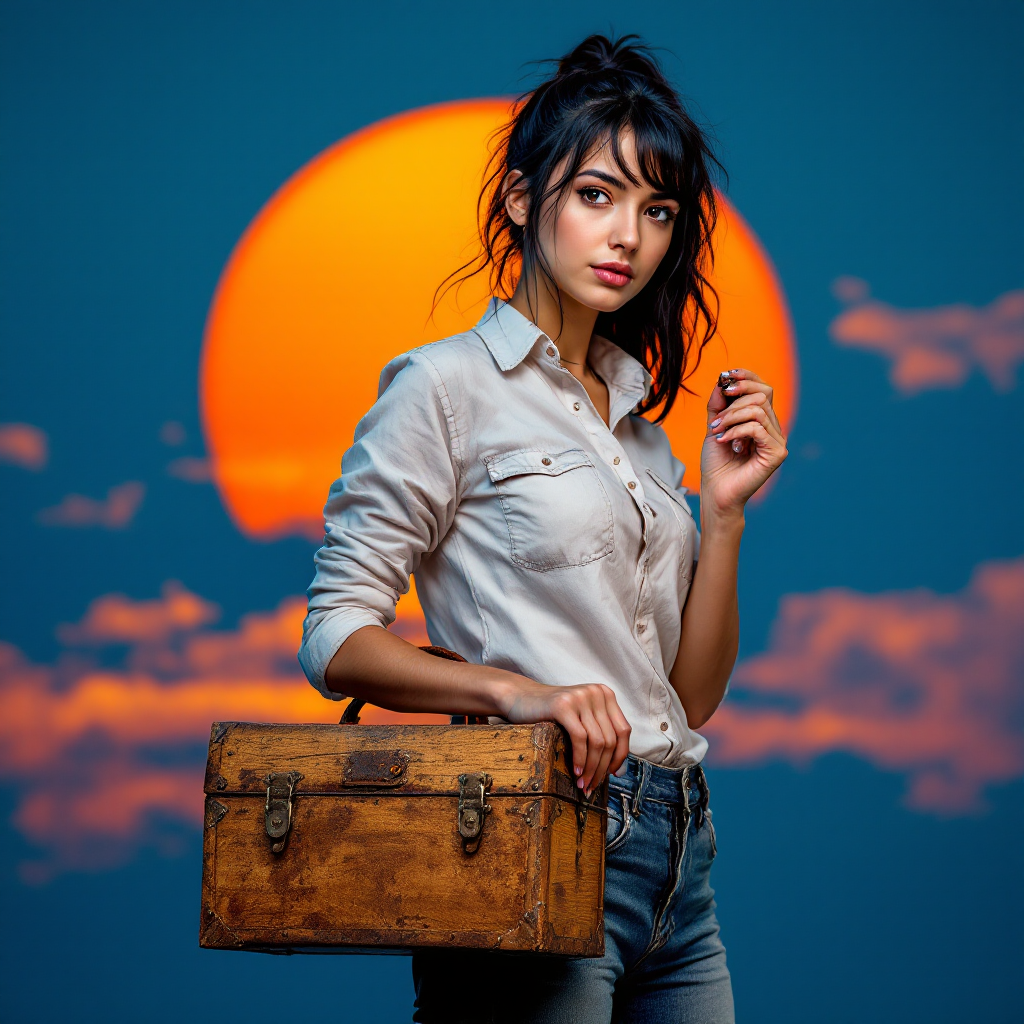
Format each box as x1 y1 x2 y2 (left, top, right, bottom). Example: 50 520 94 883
829 279 1024 393
57 580 220 646
0 422 48 470
0 583 440 880
37 481 145 529
704 558 1024 812
7 561 1017 879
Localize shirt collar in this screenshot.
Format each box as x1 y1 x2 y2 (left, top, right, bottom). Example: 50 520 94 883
472 298 653 411
472 298 544 371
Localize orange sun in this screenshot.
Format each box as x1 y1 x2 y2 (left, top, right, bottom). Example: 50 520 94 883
201 99 797 543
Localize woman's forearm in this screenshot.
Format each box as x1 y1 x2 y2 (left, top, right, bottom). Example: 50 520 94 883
670 510 744 728
324 624 633 796
324 624 529 717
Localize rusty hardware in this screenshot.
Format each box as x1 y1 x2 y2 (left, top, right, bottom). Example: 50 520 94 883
457 772 492 855
264 771 303 854
205 799 228 829
342 750 409 786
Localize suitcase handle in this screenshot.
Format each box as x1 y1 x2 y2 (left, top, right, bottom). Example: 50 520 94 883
339 645 489 726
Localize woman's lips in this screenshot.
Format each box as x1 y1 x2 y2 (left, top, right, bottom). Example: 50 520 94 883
591 263 633 287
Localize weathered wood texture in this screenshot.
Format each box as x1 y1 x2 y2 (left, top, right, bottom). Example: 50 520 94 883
200 721 606 956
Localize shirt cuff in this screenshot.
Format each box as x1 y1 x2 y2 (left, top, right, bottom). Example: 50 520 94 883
298 608 388 700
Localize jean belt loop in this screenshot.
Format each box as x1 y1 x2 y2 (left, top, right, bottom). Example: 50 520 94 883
681 764 692 815
631 759 651 818
692 763 708 829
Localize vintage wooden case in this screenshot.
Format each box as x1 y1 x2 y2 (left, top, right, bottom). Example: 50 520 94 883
199 715 607 956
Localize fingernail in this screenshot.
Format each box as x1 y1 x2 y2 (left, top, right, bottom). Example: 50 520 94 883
715 433 725 440
585 788 592 799
732 440 743 452
577 777 586 789
710 418 722 429
724 385 737 392
731 368 740 373
574 765 583 776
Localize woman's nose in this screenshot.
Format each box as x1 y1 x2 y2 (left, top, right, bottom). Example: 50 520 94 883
609 211 640 252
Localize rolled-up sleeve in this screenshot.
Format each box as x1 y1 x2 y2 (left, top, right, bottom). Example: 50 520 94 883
298 350 460 698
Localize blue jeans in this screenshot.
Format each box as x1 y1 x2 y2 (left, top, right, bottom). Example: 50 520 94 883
412 757 734 1023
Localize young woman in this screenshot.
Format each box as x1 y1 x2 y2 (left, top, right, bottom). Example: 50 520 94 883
299 34 787 1024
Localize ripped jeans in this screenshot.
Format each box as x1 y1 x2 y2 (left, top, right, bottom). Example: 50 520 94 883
412 757 734 1023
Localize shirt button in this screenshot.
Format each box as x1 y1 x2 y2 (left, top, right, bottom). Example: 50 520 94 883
613 456 620 465
546 346 556 357
627 481 636 490
573 402 581 411
541 457 552 466
660 721 669 732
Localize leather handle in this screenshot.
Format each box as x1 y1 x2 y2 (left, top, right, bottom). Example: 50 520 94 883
339 645 489 726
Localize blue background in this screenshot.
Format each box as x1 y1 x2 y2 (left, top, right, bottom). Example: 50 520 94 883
1 1 1021 1021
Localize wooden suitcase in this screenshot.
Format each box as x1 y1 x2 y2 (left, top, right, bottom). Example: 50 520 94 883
200 695 607 956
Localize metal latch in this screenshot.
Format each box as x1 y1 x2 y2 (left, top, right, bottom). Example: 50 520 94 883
264 771 303 854
457 772 492 855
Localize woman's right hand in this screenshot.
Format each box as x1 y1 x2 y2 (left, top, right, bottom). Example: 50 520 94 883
499 680 631 797
327 627 630 795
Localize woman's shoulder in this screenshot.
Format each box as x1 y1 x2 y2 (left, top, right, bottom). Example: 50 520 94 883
378 329 495 399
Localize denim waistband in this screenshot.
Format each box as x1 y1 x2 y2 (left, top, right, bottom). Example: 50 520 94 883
609 754 709 820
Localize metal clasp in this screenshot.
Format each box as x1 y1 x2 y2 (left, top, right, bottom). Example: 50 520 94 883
457 772 492 855
264 771 303 854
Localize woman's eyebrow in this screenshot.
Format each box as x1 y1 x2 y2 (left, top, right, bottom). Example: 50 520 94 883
575 168 628 190
576 168 678 203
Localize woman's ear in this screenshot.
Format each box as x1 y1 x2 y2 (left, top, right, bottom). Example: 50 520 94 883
503 170 528 226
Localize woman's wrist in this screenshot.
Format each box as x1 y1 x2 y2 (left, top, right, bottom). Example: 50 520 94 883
478 668 545 719
699 500 746 541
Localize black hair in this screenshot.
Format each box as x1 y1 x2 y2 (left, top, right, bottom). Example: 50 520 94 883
439 34 723 420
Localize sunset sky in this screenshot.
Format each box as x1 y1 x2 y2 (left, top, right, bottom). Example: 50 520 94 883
1 2 1022 1022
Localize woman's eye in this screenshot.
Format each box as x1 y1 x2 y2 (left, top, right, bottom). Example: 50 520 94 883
647 206 676 223
579 187 610 205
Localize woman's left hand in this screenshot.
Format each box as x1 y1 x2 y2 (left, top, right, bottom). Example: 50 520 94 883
700 369 788 517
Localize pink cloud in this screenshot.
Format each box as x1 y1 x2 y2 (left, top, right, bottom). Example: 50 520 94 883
829 279 1024 393
5 560 1019 879
159 420 187 446
166 456 211 483
704 558 1024 813
37 481 145 529
0 584 442 880
0 422 48 471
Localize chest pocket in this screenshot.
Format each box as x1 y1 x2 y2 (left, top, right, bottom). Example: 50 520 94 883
646 468 697 579
484 448 614 571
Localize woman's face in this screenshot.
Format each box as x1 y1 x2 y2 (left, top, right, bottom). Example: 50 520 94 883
507 131 680 314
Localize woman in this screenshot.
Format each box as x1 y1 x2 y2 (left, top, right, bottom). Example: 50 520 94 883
299 34 787 1024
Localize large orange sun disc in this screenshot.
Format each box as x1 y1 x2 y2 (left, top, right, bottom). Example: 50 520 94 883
201 99 797 543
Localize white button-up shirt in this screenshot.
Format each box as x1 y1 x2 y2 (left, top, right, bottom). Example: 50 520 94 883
299 299 706 766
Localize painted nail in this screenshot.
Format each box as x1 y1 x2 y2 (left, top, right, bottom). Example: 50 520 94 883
732 440 743 453
724 384 737 392
716 433 725 440
710 418 722 429
585 788 592 799
731 368 741 373
574 765 583 776
577 777 586 789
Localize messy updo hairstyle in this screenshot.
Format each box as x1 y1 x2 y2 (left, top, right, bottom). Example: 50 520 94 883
440 34 722 420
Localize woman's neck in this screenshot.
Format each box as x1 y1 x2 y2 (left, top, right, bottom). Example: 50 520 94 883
507 276 598 367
